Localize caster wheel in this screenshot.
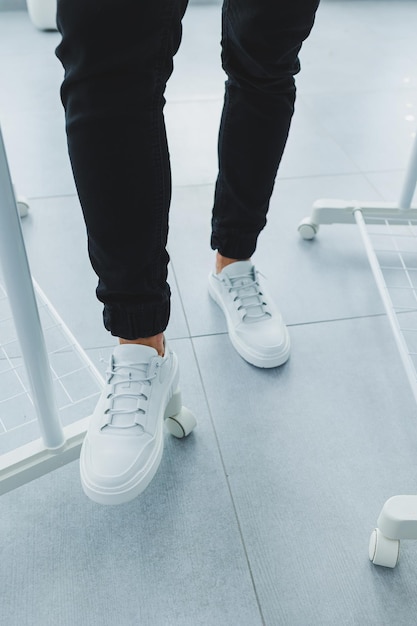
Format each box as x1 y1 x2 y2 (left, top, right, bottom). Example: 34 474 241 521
17 198 29 218
13 185 29 218
26 0 58 30
369 528 400 568
165 407 196 439
298 218 319 240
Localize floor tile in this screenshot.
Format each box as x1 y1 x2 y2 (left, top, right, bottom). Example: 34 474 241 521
2 107 77 199
165 95 361 189
365 169 415 205
3 2 417 624
20 196 190 349
165 97 223 187
169 174 387 338
297 0 417 95
193 317 417 625
166 3 225 101
302 89 417 174
1 338 264 626
278 98 361 179
0 14 71 198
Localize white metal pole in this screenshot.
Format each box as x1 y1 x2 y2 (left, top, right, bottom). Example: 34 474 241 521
354 208 417 408
399 133 417 210
0 126 64 449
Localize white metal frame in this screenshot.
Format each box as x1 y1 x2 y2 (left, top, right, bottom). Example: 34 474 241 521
299 134 417 568
0 125 104 495
0 125 196 498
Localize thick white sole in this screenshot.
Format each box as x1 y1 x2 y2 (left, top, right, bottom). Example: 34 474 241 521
229 325 291 368
80 419 164 506
80 382 182 506
208 274 291 368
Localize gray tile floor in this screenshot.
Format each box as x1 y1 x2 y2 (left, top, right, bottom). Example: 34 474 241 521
2 2 417 624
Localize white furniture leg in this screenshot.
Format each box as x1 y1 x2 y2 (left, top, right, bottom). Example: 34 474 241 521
369 496 417 568
297 133 417 568
0 125 101 494
0 125 64 451
298 134 417 240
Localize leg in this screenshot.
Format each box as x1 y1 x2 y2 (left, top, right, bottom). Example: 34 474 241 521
212 0 320 259
208 0 319 367
56 0 188 344
55 0 196 505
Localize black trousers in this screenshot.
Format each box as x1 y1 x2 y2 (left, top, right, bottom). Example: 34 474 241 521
55 0 320 339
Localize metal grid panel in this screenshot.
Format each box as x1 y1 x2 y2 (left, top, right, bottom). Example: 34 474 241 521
364 216 417 381
0 275 103 456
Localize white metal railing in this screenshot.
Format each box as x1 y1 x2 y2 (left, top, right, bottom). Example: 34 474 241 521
299 133 417 568
0 124 103 494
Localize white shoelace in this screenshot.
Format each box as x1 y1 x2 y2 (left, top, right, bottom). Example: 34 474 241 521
102 362 157 430
225 271 271 323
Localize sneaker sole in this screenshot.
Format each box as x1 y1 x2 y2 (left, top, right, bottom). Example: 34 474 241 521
208 274 291 368
80 357 181 506
80 418 164 506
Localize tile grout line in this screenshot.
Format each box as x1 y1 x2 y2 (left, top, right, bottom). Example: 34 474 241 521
24 166 408 203
169 261 267 626
188 335 267 626
81 311 391 354
164 261 394 625
286 311 389 328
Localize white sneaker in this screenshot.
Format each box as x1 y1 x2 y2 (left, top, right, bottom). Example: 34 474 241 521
208 260 290 368
80 342 186 505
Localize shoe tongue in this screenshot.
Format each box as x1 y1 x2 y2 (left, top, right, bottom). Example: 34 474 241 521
113 344 158 365
106 344 158 431
221 261 269 322
220 260 254 279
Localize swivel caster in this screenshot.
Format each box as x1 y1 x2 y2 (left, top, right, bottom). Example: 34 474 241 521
298 218 319 240
164 390 196 439
369 528 400 568
13 185 29 218
165 407 197 439
17 197 29 218
369 496 417 568
26 0 58 31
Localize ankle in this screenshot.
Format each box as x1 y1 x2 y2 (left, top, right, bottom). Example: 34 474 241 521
216 252 250 274
119 333 165 357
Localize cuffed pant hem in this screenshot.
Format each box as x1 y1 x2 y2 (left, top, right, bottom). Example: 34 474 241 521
210 227 259 260
103 301 170 340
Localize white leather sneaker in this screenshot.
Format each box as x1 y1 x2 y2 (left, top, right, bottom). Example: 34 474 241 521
208 260 290 368
80 342 184 505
